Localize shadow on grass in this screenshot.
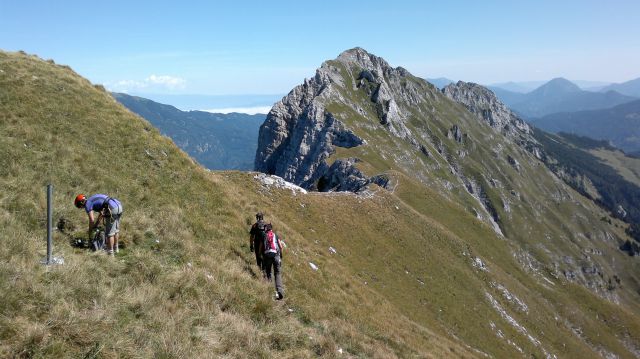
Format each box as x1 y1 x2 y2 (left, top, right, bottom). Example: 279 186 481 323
230 247 260 279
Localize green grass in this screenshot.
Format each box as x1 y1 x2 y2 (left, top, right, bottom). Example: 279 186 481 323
590 148 640 187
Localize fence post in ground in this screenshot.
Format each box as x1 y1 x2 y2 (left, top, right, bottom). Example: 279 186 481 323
46 184 53 264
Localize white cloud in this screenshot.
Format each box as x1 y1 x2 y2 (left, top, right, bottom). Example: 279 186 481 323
202 106 272 115
106 74 186 93
146 75 186 89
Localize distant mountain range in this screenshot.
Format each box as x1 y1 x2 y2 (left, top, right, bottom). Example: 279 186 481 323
426 77 454 89
489 81 537 93
489 77 636 118
490 80 613 93
599 77 640 97
125 93 282 113
529 99 640 154
113 93 265 170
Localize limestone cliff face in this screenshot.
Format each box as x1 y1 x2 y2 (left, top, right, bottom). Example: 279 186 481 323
255 48 417 191
443 81 531 138
254 67 365 189
254 85 364 189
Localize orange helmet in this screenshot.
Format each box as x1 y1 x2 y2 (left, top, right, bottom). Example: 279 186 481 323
74 194 87 208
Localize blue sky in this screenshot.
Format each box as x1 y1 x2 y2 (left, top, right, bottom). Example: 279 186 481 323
2 0 639 105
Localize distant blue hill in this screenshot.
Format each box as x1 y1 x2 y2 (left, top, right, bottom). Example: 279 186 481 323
490 80 611 93
529 99 640 154
491 78 636 118
487 86 526 108
600 77 640 97
489 81 545 93
426 77 454 89
128 93 282 112
113 93 266 170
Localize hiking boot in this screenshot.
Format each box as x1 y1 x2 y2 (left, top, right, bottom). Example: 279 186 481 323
276 291 284 300
107 249 115 256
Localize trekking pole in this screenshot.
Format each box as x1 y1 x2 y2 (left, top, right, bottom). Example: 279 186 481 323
46 184 53 265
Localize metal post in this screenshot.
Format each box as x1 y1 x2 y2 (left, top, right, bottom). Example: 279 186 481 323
47 184 53 264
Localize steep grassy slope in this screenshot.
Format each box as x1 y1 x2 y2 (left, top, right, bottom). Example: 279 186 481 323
590 148 640 188
2 50 640 358
532 130 640 227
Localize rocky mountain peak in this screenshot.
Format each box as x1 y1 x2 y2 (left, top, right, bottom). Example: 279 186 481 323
336 47 390 70
255 47 427 192
443 81 531 137
255 50 543 195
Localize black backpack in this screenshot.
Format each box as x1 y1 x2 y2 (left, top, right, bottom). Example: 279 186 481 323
255 220 267 244
101 197 113 218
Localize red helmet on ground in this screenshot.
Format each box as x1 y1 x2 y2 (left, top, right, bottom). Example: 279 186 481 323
74 194 86 208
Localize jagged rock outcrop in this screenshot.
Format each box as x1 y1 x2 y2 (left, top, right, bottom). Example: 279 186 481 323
443 81 531 138
316 158 390 192
447 125 464 143
255 47 417 191
356 68 411 139
255 80 365 189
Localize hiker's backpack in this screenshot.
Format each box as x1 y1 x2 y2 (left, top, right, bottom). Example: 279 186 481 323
101 197 113 218
255 220 266 242
263 230 279 258
91 229 106 252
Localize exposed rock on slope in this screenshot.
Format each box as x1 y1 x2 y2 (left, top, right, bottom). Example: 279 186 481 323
255 48 427 191
255 48 639 307
255 73 366 190
443 81 531 138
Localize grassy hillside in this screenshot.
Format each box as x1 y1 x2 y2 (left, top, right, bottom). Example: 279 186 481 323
533 130 640 227
590 148 640 188
2 50 640 358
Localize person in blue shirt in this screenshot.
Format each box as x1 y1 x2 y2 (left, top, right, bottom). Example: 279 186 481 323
75 193 123 255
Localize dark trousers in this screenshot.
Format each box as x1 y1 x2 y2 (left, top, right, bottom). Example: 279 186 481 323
253 239 264 271
263 254 283 295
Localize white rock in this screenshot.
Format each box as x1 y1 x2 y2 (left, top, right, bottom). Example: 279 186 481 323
472 257 488 271
254 173 308 194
